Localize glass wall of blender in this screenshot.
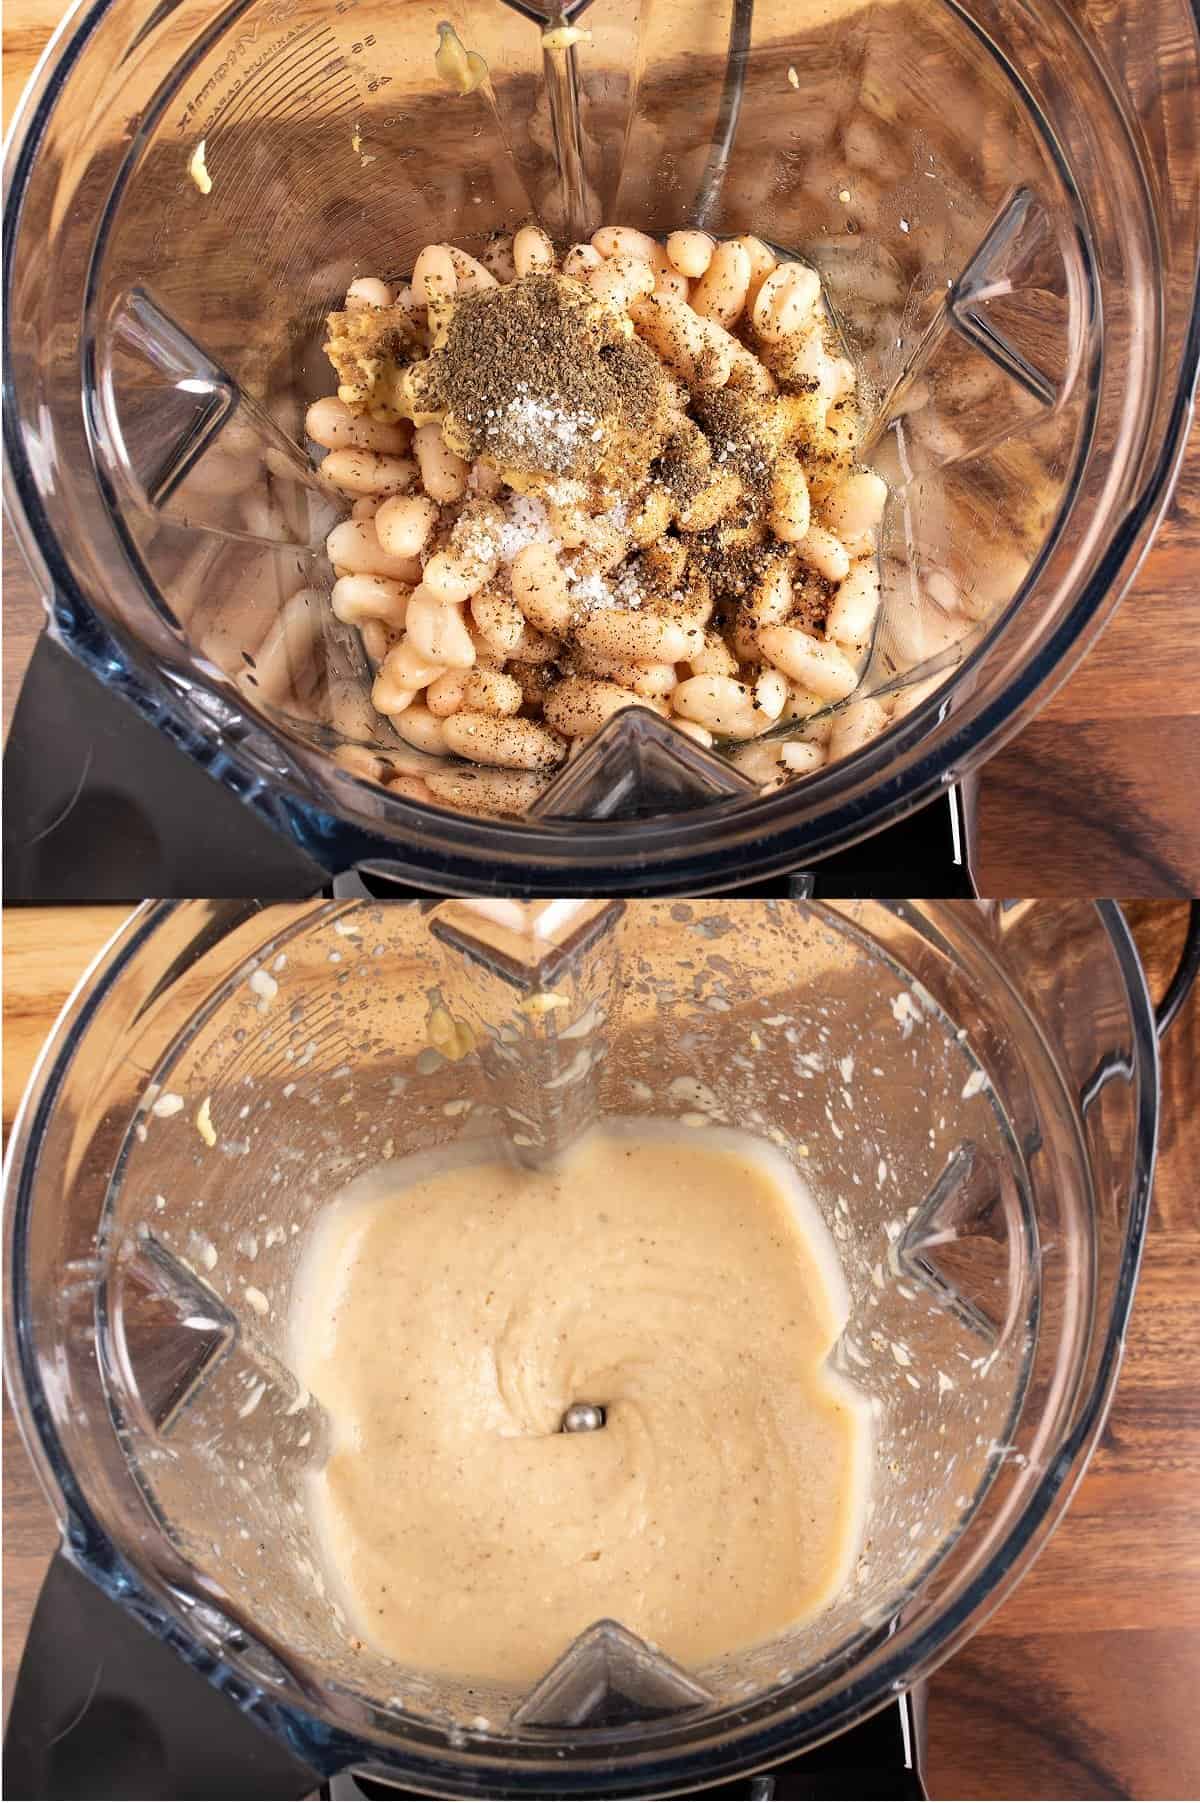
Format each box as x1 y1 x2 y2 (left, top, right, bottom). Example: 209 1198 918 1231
88 0 1098 825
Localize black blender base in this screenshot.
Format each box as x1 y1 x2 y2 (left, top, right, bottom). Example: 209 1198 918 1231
3 635 974 900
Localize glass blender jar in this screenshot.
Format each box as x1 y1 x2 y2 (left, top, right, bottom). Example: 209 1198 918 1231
4 0 1199 892
3 900 1171 1794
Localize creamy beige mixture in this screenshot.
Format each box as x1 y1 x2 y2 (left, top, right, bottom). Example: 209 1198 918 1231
291 1123 870 1683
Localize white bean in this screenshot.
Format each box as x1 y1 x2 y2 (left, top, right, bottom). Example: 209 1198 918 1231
462 668 523 716
443 711 568 770
672 674 760 738
754 668 789 720
331 574 410 629
335 743 389 782
320 449 416 497
686 630 740 678
345 276 393 311
371 668 418 715
630 294 728 387
306 397 410 455
544 677 644 737
411 243 458 308
746 560 795 627
350 496 380 521
592 225 660 262
757 624 859 699
470 590 526 656
423 545 498 606
654 266 689 301
825 561 881 648
481 235 517 281
513 224 555 276
666 230 714 278
827 696 888 761
405 591 476 669
380 638 444 689
448 247 498 292
563 243 603 277
781 740 826 774
375 493 439 559
386 773 437 803
769 457 811 542
413 423 468 503
670 717 715 749
512 542 573 636
393 705 450 754
426 668 471 717
752 263 821 341
689 239 752 327
797 524 850 583
575 609 702 664
586 254 655 312
468 459 504 498
732 234 776 302
248 588 325 703
425 769 550 813
821 470 888 550
326 519 422 581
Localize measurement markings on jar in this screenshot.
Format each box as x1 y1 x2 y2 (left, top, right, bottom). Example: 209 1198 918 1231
182 22 354 145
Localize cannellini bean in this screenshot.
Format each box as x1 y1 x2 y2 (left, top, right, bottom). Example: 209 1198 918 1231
654 266 689 301
359 618 393 664
512 542 573 636
592 225 660 262
482 235 517 281
375 493 440 559
586 254 655 312
628 484 673 547
371 667 417 717
423 545 498 606
687 630 740 678
448 247 498 292
575 609 703 664
331 574 410 629
381 638 445 689
425 668 471 716
181 452 258 497
508 623 561 663
757 624 859 699
336 743 389 782
351 497 380 521
306 397 411 455
825 561 881 648
746 560 795 627
726 342 777 395
425 768 550 813
405 591 476 668
689 239 752 327
666 231 715 278
393 705 450 754
798 524 850 583
629 663 678 698
755 668 789 720
326 519 423 581
670 717 715 749
462 668 523 715
412 423 468 503
732 234 777 302
752 262 821 341
513 224 555 276
544 676 647 737
672 674 760 738
730 741 787 787
782 685 829 723
248 588 325 703
769 456 811 542
563 243 603 277
345 276 393 311
821 470 888 550
470 590 526 655
781 740 826 774
443 711 568 770
386 773 437 803
630 294 723 387
412 243 458 307
827 696 888 761
320 449 416 496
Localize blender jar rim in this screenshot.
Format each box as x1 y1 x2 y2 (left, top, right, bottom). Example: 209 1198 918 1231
3 0 1200 887
1 900 1162 1791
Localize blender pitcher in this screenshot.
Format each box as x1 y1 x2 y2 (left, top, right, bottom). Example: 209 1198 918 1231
4 0 1199 891
3 900 1176 1795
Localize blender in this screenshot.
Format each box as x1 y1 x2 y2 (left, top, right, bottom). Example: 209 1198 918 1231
4 0 1199 893
5 899 1193 1796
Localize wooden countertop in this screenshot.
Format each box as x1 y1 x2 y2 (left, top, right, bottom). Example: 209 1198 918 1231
3 902 1198 1798
4 5 1199 895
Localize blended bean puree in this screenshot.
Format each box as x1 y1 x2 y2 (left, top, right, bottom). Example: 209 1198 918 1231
291 1122 870 1682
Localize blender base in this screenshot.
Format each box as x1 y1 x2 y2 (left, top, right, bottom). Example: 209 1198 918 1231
2 634 975 900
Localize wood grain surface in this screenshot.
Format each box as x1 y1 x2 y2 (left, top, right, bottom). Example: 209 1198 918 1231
2 902 1197 1798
